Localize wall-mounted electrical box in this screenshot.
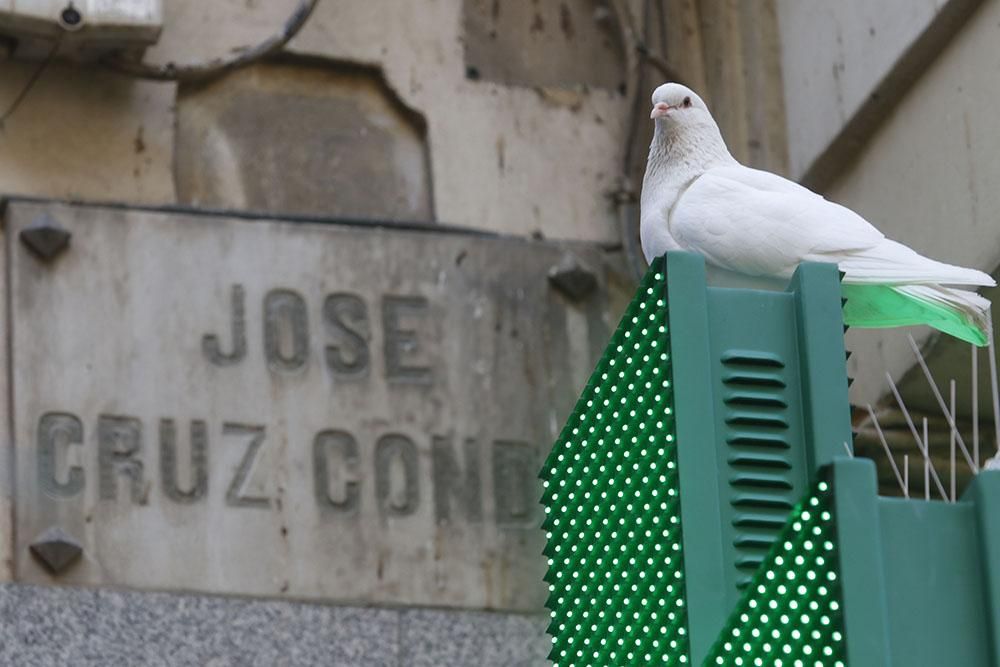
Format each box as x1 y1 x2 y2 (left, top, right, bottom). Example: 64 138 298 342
0 0 162 60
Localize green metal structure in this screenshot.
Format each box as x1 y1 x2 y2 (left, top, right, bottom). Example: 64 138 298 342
541 256 691 665
541 251 1000 665
703 473 847 665
833 457 1000 666
666 252 851 660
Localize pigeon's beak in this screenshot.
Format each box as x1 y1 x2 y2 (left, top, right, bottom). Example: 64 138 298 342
650 102 671 119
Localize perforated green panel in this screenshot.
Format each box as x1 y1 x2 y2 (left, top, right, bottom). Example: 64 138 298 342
540 257 691 665
704 475 847 665
539 252 1000 666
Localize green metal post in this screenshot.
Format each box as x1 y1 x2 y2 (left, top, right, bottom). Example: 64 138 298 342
665 252 727 661
969 471 1000 664
789 265 854 471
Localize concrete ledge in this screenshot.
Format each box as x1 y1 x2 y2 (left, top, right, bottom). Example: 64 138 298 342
0 583 549 666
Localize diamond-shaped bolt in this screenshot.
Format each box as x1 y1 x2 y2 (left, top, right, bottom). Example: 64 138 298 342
29 526 83 575
548 259 598 302
20 214 71 261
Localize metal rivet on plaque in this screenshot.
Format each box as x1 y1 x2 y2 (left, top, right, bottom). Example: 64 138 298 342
20 214 72 261
29 526 83 575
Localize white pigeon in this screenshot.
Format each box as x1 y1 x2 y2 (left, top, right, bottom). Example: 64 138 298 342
639 82 995 346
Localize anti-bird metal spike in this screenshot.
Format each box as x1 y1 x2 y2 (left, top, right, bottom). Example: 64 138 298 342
905 334 978 472
866 404 906 496
924 418 930 502
886 372 948 500
973 343 980 470
903 454 910 498
950 380 957 502
988 319 1000 463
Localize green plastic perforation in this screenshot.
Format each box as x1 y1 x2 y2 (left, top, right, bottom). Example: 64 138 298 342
704 474 847 666
540 257 691 666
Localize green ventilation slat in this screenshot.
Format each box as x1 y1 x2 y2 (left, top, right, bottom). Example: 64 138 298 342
704 474 847 666
540 257 691 666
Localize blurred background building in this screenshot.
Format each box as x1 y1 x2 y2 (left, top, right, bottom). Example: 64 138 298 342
0 0 997 664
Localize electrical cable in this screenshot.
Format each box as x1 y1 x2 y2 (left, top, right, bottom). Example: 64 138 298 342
611 0 679 281
0 35 60 129
101 0 320 82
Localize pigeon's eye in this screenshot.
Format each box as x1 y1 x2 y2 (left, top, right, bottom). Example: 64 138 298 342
682 96 692 108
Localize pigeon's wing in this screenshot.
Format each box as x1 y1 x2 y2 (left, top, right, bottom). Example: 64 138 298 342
669 165 883 278
670 166 994 286
640 196 685 263
669 165 996 286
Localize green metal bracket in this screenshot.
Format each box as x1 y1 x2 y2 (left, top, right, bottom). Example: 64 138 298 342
831 458 893 666
971 471 1000 664
834 458 1000 666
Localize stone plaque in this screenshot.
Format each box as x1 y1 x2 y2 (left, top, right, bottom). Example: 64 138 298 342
4 201 617 611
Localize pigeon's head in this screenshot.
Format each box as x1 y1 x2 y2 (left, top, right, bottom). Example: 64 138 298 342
649 83 710 126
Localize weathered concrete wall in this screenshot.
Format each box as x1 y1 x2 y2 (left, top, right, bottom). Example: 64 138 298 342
0 62 177 203
658 0 789 176
174 61 435 221
827 0 1000 407
19 0 1000 658
0 5 655 663
0 0 635 243
776 0 982 185
769 0 1000 413
462 0 626 89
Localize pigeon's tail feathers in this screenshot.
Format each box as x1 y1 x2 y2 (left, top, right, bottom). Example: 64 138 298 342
895 284 992 343
834 239 996 287
842 283 991 347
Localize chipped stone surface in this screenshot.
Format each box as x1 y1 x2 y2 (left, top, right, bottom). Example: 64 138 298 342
462 0 625 89
175 62 434 222
0 0 629 243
